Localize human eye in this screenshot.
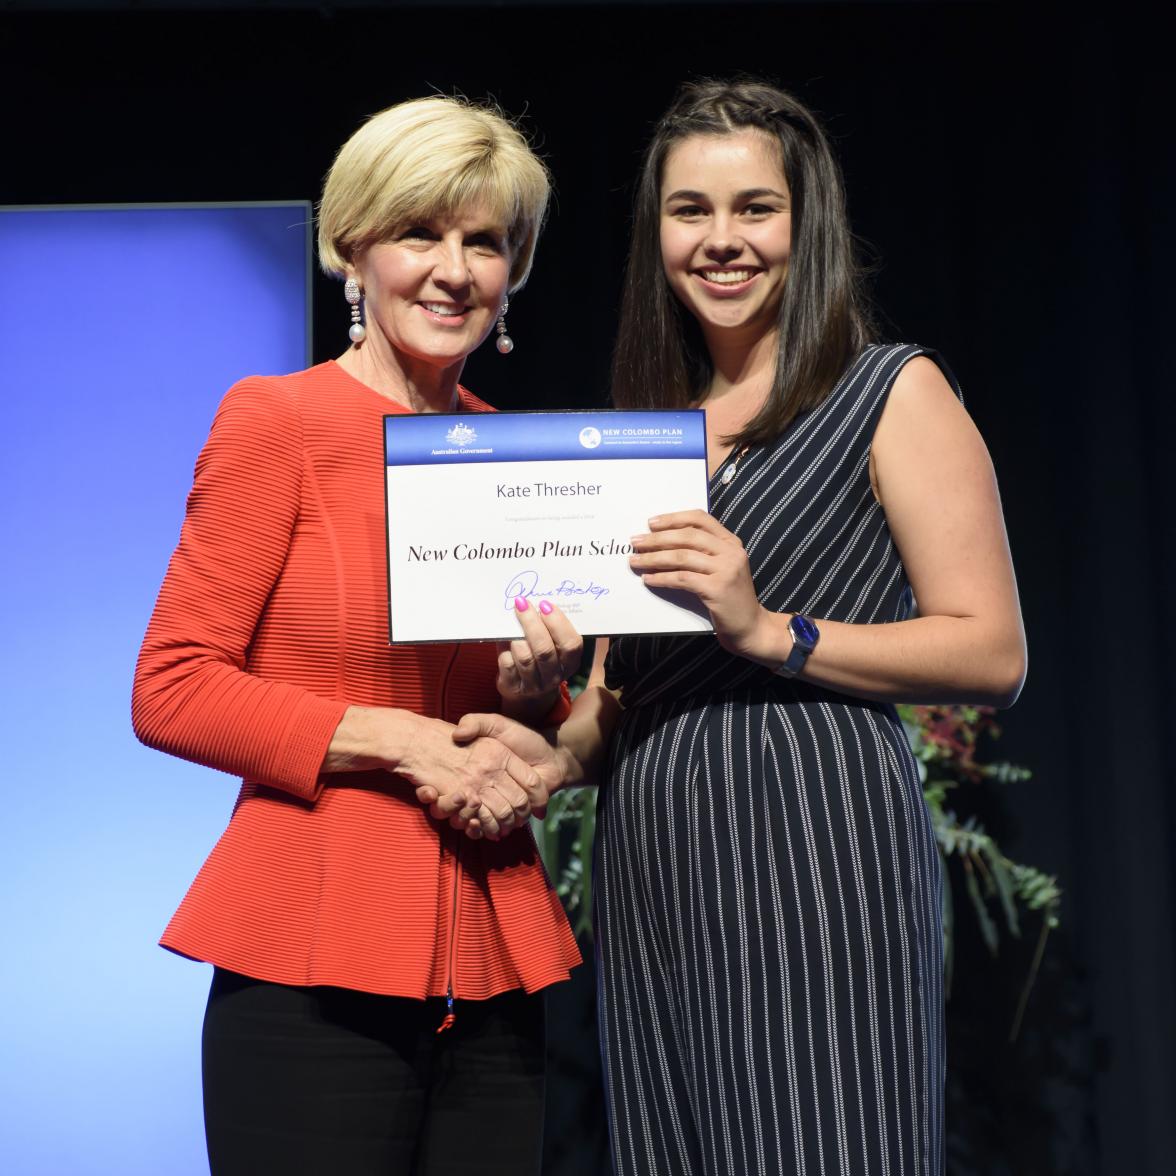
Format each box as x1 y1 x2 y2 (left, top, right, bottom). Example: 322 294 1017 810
398 225 435 242
467 230 506 254
742 203 776 218
669 203 707 220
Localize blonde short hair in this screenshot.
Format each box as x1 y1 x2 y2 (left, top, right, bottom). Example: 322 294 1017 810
317 96 550 291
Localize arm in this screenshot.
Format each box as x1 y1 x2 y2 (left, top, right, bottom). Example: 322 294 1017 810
556 637 620 787
131 377 547 826
630 358 1027 708
131 379 347 800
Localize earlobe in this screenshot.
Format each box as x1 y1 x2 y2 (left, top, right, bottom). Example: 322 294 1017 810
341 241 368 282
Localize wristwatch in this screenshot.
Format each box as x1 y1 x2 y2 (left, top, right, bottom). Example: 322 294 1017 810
775 614 820 677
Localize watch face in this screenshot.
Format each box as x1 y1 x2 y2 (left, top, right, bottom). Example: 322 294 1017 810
792 615 819 648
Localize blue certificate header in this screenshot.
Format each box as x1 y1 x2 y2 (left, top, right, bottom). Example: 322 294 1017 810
385 409 707 466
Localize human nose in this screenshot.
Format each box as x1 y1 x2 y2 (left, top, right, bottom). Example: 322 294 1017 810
703 214 742 262
433 235 471 288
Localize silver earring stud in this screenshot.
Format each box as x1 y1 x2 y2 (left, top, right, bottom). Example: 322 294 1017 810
495 299 514 354
344 277 366 344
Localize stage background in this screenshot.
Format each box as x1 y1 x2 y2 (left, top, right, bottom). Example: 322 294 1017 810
0 2 1172 1174
0 203 311 1173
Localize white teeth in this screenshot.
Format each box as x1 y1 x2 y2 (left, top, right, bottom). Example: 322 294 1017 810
701 270 754 285
423 302 463 316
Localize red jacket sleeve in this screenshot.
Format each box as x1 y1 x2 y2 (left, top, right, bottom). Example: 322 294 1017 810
131 377 348 800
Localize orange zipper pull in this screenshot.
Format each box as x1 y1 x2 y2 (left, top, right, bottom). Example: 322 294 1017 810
436 986 456 1034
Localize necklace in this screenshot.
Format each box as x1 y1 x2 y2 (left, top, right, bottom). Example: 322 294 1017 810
717 444 752 486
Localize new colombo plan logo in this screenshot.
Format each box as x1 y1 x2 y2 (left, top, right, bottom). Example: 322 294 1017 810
579 426 602 449
445 422 477 448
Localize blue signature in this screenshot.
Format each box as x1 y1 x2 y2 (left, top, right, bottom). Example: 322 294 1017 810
504 569 611 606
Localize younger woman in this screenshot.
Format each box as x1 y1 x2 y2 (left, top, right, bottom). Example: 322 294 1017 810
460 79 1026 1176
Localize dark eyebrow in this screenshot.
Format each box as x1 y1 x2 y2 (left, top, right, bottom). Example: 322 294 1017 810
663 187 788 203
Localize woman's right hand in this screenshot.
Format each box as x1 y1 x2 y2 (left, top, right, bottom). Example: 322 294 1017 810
455 642 620 802
403 717 550 840
324 706 548 839
452 712 577 805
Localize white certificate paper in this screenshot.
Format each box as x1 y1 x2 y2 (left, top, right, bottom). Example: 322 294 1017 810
384 410 713 642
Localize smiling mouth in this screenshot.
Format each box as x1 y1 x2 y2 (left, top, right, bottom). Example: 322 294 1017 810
696 268 760 285
420 301 468 318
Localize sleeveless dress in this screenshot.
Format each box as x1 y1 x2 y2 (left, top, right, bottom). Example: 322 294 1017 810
598 344 948 1176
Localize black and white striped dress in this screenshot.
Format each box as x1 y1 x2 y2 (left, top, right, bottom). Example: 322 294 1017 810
598 344 947 1176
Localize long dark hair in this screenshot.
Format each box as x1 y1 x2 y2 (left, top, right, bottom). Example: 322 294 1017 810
611 79 874 446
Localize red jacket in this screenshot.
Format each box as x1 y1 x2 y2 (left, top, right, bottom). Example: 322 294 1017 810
133 362 580 999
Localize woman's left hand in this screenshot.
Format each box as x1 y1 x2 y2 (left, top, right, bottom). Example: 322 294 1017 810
497 598 583 701
630 510 767 658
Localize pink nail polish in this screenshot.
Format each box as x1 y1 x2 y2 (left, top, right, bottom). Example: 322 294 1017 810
514 596 529 612
539 600 553 616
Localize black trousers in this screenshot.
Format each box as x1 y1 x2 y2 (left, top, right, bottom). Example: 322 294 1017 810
202 968 546 1176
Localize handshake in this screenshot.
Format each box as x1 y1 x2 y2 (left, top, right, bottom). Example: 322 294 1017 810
405 711 576 841
333 602 595 840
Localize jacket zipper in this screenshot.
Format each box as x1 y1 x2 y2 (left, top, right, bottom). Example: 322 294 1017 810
436 645 462 1033
437 835 462 1033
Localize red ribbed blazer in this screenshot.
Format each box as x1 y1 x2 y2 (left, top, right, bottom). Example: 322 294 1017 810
132 362 580 998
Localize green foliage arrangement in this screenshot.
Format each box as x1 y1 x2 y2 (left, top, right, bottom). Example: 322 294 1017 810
534 699 1060 1035
534 782 597 939
900 704 1061 1037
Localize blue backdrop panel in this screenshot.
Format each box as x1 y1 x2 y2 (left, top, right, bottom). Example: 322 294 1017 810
0 204 310 1175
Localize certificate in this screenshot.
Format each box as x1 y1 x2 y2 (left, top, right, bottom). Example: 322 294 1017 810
383 410 713 642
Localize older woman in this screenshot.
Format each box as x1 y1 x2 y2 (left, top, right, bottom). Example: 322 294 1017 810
132 96 581 1176
461 79 1027 1176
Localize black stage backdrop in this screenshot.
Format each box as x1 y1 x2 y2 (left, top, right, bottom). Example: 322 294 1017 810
5 3 1172 1173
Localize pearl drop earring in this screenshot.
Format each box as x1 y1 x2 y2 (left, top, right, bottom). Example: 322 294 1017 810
495 299 514 354
344 277 366 344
